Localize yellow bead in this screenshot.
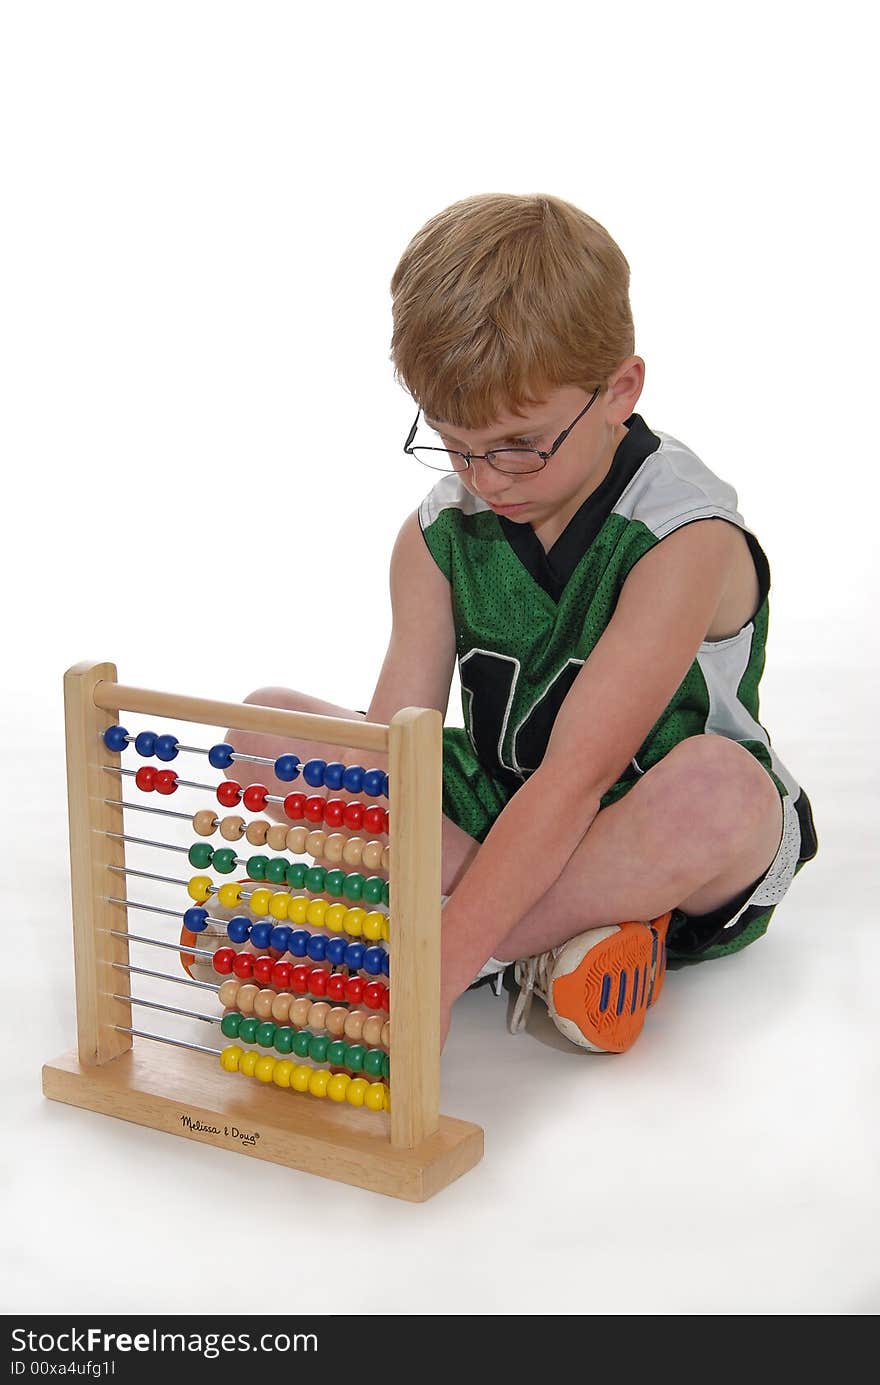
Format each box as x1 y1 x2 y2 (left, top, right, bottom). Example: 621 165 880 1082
308 1069 330 1098
363 911 385 941
306 898 327 929
269 891 290 920
381 916 390 942
364 1082 386 1112
288 895 309 925
344 907 366 937
254 1055 276 1083
327 1073 350 1103
217 882 243 908
239 1050 259 1078
324 903 348 933
346 1077 368 1107
187 875 213 903
291 1064 311 1093
383 1089 391 1112
273 1059 294 1089
248 887 271 916
220 1045 242 1073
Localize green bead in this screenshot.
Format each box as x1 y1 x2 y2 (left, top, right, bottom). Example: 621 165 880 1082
213 848 237 875
363 876 385 904
238 1017 259 1044
188 843 213 869
308 1034 330 1063
220 1011 242 1038
292 1030 311 1058
342 872 364 901
305 866 327 893
345 1043 366 1072
382 1052 390 1080
326 1040 347 1065
256 1021 276 1048
247 855 268 881
265 857 288 884
382 881 391 906
287 861 308 889
274 1026 294 1055
324 869 346 898
363 1048 384 1077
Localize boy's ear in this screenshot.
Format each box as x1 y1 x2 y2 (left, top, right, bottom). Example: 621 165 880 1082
606 356 645 422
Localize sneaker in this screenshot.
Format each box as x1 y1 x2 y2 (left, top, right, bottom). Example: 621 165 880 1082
510 912 672 1052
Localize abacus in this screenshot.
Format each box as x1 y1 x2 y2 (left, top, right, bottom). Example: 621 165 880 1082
42 662 483 1200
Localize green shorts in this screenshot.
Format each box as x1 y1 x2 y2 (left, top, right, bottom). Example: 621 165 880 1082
441 726 818 965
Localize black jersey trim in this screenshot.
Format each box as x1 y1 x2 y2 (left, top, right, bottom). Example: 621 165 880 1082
497 413 663 603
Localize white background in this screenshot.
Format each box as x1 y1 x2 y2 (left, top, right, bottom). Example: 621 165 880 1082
2 0 878 1316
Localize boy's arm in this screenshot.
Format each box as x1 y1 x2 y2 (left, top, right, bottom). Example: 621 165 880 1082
439 518 743 998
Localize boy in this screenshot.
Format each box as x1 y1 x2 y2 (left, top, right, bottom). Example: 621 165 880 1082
228 192 817 1055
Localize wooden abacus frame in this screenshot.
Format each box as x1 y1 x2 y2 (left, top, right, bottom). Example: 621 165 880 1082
42 661 483 1201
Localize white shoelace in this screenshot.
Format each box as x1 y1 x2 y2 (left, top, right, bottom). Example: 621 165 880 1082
509 950 557 1034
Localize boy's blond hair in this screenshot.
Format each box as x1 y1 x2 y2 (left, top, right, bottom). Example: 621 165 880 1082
389 192 634 429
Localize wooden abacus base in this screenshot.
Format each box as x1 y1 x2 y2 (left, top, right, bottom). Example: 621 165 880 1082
43 1045 484 1202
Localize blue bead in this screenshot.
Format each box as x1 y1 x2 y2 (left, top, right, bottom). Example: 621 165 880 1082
103 724 129 752
288 929 309 957
342 764 364 793
362 768 385 797
250 922 273 950
326 936 348 966
381 949 390 976
227 916 251 944
208 743 235 770
363 946 385 975
134 731 157 757
323 761 346 790
154 734 179 762
381 772 389 798
302 758 327 788
273 754 301 782
270 926 292 953
183 907 208 933
344 942 365 970
306 934 327 961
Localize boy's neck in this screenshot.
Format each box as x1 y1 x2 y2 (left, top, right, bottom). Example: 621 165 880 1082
530 419 630 553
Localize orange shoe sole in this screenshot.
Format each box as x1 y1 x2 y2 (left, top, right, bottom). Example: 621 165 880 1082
550 911 672 1053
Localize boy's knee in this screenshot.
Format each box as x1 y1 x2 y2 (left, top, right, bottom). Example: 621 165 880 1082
662 735 780 843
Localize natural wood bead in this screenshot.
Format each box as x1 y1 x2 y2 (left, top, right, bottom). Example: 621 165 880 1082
381 846 390 871
362 1015 384 1048
271 992 293 1023
361 840 384 871
219 814 245 841
290 997 312 1029
343 1009 366 1041
308 1001 331 1032
254 989 276 1019
325 1006 348 1037
245 819 270 846
305 829 327 858
286 826 309 854
343 836 366 866
193 809 218 837
322 833 346 863
217 978 240 1008
266 824 289 852
235 983 260 1015
380 1021 391 1050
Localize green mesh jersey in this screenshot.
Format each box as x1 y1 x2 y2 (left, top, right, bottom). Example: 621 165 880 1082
418 412 803 809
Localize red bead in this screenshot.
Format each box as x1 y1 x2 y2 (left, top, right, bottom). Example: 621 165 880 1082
232 951 255 979
243 783 269 812
304 795 326 824
155 769 178 795
135 766 156 792
345 975 365 1004
253 955 274 984
212 947 235 975
308 967 329 996
271 961 293 989
326 973 347 1001
343 801 364 830
323 799 345 827
217 781 242 807
363 805 386 834
363 980 387 1010
283 792 306 820
290 964 311 994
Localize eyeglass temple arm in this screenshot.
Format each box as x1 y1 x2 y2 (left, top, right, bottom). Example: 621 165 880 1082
403 410 422 452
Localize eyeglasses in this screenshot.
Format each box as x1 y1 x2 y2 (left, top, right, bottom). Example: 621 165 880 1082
403 386 601 475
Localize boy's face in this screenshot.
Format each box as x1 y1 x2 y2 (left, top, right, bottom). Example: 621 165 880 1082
425 359 644 539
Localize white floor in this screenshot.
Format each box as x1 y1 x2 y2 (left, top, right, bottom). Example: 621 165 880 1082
5 661 878 1316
